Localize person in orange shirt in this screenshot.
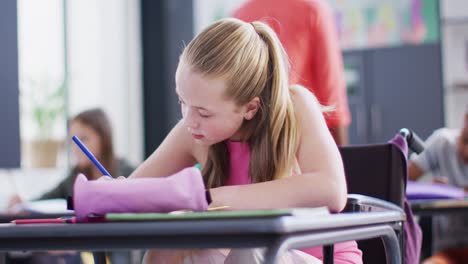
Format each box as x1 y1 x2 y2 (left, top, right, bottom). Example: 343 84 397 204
233 0 351 145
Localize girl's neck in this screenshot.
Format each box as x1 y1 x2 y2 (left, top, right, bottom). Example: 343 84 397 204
228 126 250 142
226 139 247 143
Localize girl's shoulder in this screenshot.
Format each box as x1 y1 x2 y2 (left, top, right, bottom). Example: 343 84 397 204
289 85 321 115
290 84 319 101
426 128 459 151
289 84 330 144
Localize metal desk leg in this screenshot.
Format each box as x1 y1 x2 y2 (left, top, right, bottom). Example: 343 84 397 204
323 245 334 264
419 216 433 260
263 239 286 264
263 225 402 264
381 231 401 264
93 251 107 264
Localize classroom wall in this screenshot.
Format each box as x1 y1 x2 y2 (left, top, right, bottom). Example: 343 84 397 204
141 0 194 156
441 0 468 128
0 0 21 168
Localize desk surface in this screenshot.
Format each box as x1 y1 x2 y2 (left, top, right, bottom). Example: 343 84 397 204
0 210 405 264
411 199 468 216
0 211 403 250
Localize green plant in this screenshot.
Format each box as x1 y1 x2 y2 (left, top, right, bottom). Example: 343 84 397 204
20 76 66 140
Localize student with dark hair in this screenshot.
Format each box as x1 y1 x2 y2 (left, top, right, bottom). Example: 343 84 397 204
9 108 134 207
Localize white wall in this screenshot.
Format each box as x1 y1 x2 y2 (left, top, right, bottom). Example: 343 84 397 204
441 0 468 19
17 0 66 141
193 0 246 34
441 0 468 128
67 0 143 165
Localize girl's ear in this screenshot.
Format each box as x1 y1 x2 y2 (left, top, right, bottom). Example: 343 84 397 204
244 97 260 120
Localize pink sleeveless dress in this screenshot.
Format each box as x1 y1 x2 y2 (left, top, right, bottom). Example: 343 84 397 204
226 141 363 264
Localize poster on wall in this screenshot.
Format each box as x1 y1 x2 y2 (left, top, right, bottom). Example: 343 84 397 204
194 0 439 49
330 0 439 50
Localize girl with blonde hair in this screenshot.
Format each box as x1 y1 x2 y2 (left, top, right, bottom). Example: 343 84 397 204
131 18 362 263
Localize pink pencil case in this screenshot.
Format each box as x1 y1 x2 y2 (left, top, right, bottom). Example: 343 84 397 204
73 167 208 222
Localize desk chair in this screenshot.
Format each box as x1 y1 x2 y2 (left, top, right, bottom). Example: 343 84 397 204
341 143 407 264
323 129 424 264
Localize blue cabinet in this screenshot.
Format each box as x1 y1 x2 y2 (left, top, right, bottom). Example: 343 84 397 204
344 43 444 144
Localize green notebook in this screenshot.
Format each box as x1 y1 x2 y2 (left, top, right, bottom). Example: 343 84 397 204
105 207 329 222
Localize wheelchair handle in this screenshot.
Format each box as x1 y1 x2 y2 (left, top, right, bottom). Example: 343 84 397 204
399 128 425 154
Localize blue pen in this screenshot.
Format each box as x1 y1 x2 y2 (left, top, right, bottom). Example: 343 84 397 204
72 135 112 178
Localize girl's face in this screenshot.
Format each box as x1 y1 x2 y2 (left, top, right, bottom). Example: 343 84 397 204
69 120 102 167
175 62 257 146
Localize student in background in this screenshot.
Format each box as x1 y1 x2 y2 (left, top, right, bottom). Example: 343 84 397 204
409 108 468 264
8 108 135 208
232 0 351 145
128 18 361 263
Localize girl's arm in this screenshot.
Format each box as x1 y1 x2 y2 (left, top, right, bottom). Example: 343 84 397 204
129 121 198 178
210 86 347 212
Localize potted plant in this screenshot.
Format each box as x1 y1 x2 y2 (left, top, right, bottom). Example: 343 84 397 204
20 76 66 168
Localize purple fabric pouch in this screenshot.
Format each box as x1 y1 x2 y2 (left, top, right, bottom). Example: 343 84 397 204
390 134 422 264
73 167 208 222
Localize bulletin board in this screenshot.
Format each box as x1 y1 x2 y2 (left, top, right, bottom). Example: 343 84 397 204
330 0 439 50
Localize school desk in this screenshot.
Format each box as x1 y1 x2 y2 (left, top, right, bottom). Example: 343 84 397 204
411 198 468 216
411 198 468 259
0 209 404 264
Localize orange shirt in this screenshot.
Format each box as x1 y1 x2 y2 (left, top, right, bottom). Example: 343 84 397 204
233 0 351 128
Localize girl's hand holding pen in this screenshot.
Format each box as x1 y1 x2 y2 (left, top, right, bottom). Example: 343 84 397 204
97 175 126 181
97 176 112 181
